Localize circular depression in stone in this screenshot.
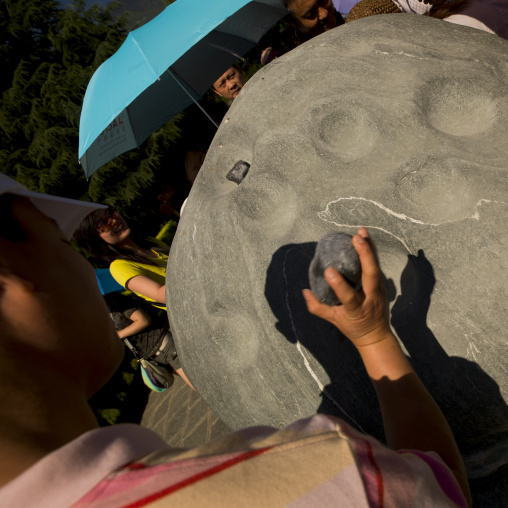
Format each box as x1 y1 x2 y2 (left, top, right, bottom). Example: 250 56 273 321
209 312 260 369
314 106 379 161
395 157 477 223
421 78 498 136
231 173 298 238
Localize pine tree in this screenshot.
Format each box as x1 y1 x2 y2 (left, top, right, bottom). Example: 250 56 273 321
0 0 182 232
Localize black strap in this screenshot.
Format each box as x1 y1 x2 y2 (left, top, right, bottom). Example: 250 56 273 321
109 311 143 359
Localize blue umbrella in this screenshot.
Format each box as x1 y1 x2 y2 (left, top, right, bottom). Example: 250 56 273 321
78 0 286 178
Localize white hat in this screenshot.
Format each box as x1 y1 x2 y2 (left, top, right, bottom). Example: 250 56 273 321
0 173 107 238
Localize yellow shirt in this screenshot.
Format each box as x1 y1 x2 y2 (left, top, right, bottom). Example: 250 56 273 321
110 251 168 310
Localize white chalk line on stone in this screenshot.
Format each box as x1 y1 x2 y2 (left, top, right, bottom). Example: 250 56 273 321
190 198 207 261
374 50 432 61
319 197 508 360
318 202 413 252
465 337 480 362
318 197 507 245
282 248 364 431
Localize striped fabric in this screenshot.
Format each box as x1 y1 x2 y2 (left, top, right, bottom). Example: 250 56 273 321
0 416 467 508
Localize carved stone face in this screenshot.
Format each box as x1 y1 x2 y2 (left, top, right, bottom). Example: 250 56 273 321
168 16 508 481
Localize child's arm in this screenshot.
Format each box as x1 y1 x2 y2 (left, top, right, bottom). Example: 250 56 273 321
303 227 471 506
117 309 151 339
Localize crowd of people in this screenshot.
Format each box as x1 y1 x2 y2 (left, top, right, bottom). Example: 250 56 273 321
173 0 507 211
261 0 506 65
1 0 507 505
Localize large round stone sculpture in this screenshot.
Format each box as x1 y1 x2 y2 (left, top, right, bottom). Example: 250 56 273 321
167 15 508 502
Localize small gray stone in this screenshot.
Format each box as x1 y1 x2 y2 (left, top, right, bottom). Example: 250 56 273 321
309 232 361 305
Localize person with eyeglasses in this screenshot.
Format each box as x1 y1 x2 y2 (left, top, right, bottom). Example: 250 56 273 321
74 208 166 308
73 207 194 390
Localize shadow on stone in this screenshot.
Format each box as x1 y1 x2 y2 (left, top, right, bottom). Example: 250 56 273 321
265 242 385 440
391 250 508 506
265 243 508 505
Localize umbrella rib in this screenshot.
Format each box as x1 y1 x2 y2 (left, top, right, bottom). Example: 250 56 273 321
166 69 219 128
205 41 246 63
80 0 289 175
130 35 159 79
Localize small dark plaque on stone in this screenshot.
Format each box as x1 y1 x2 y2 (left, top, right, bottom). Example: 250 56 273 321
226 160 250 184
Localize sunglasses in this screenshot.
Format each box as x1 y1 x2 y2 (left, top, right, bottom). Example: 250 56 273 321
96 209 118 234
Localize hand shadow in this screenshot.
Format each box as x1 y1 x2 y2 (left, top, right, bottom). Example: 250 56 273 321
265 242 396 441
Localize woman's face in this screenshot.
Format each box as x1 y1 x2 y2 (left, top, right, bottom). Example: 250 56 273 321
95 209 131 246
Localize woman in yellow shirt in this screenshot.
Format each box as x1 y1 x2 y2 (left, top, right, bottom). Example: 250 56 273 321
74 208 194 390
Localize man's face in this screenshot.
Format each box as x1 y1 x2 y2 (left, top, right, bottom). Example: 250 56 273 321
288 0 337 36
213 67 245 101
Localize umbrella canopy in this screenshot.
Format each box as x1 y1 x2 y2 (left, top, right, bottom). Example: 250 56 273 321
78 0 286 178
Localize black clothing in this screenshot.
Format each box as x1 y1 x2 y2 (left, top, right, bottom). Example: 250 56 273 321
105 292 180 370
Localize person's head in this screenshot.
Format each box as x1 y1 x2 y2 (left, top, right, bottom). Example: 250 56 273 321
73 207 132 263
0 190 123 398
184 150 205 185
212 66 245 101
284 0 338 36
74 207 167 265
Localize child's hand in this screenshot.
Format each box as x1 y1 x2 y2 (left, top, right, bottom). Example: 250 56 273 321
303 228 393 348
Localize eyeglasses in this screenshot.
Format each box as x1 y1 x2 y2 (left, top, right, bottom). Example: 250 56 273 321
96 209 118 234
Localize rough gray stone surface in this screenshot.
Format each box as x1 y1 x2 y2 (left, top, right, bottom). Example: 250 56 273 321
167 15 508 500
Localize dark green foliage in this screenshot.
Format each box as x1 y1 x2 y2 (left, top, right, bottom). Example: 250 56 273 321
0 0 273 237
112 0 169 30
154 218 178 246
0 0 182 233
0 0 60 92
